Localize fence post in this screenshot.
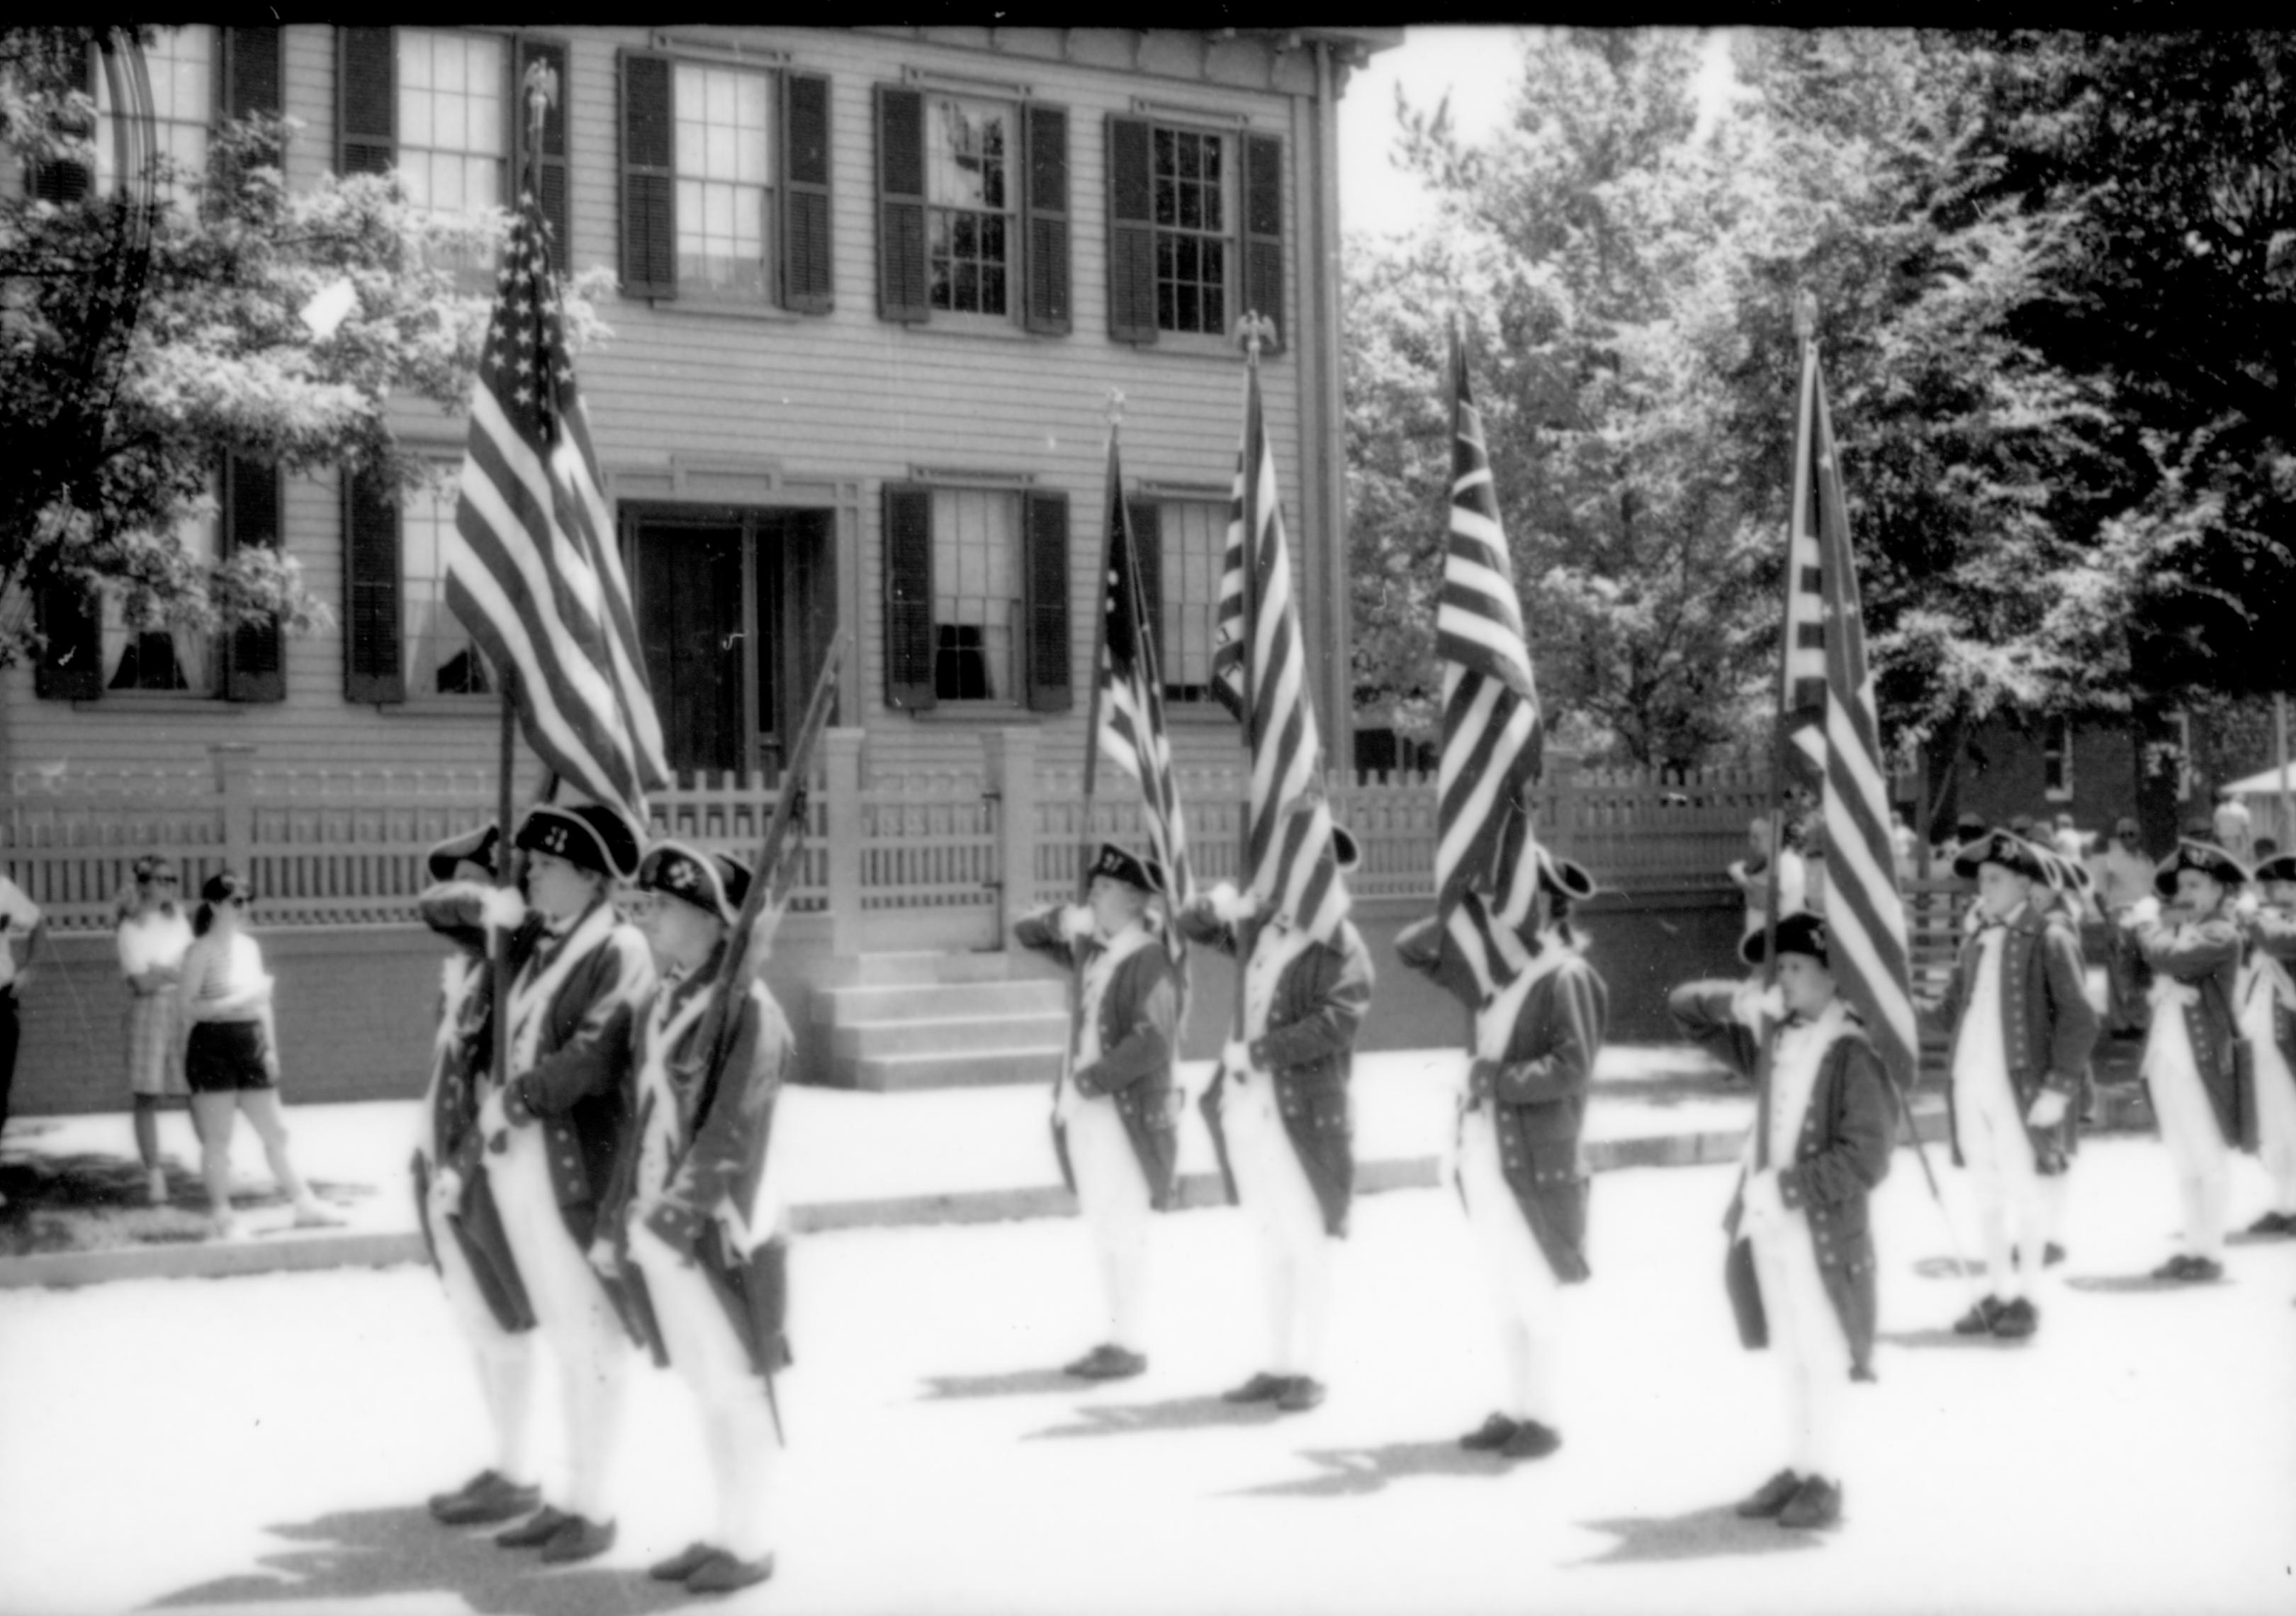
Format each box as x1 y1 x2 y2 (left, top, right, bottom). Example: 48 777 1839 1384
210 744 257 876
981 726 1040 944
823 728 865 957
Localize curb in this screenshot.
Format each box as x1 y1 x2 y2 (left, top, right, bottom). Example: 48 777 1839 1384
0 1099 2129 1293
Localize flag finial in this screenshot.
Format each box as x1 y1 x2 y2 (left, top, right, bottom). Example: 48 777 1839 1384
1105 386 1125 429
1234 312 1277 364
1794 288 1818 343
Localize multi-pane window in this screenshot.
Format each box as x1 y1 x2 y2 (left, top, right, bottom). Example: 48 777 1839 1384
95 25 215 207
103 496 218 695
931 489 1021 703
1157 500 1225 703
925 95 1011 317
674 63 774 295
400 480 489 697
397 29 507 223
1153 127 1229 335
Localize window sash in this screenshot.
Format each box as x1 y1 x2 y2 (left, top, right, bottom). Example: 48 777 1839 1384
673 62 775 296
396 28 506 221
1150 126 1232 336
930 488 1021 704
1159 500 1223 700
95 25 215 208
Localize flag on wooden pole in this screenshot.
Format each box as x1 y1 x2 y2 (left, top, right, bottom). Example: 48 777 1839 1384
1779 338 1919 1092
1210 326 1351 943
1094 434 1193 960
448 178 669 829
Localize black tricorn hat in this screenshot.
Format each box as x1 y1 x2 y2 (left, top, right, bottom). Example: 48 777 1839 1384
1534 846 1597 903
2253 853 2296 885
1741 910 1829 968
515 801 643 881
1952 829 2049 882
1090 842 1166 895
635 838 753 924
2154 839 2249 898
425 822 501 884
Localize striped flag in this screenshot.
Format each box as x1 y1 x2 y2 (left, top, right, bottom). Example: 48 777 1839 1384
1436 342 1545 943
1779 343 1919 1092
448 181 669 829
1094 437 1193 959
1211 361 1351 943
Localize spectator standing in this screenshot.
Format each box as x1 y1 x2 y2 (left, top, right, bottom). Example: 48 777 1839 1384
176 871 338 1240
2050 812 2092 863
0 862 47 1204
116 855 194 1205
2092 818 2156 1037
2213 790 2256 864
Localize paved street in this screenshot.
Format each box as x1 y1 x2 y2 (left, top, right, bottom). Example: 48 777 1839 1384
1 1137 2291 1616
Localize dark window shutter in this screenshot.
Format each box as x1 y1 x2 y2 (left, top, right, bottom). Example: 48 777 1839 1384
619 50 677 299
1126 499 1165 678
30 42 94 203
1021 102 1070 335
222 456 285 703
1105 114 1157 344
1024 490 1072 714
337 26 395 176
224 26 282 117
1242 133 1285 354
516 35 571 259
34 583 102 702
342 467 404 705
876 85 929 323
883 486 936 711
782 71 833 314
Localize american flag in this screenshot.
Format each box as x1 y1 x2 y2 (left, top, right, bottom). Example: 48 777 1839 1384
1779 340 1919 1092
1436 342 1545 947
1210 359 1351 943
448 183 669 829
1093 435 1192 959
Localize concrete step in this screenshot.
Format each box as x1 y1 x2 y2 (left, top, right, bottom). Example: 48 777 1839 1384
843 1047 1064 1093
834 1011 1069 1060
812 979 1067 1026
814 951 1019 989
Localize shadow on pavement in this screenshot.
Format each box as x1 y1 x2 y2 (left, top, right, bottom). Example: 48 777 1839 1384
1024 1394 1283 1441
916 1367 1080 1400
1877 1327 2013 1351
1227 1440 1510 1499
1910 1255 1987 1281
2065 1273 2225 1294
145 1505 689 1616
1568 1503 1826 1566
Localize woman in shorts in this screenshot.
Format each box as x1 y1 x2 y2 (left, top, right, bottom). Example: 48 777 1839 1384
176 871 337 1239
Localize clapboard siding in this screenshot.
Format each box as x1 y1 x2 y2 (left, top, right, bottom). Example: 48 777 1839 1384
1 26 1345 787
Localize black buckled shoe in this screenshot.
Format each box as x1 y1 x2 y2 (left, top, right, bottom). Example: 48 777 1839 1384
539 1513 616 1565
1064 1344 1147 1380
494 1505 572 1549
1735 1469 1803 1519
1499 1419 1561 1460
1777 1474 1842 1529
1460 1413 1518 1452
1951 1296 2005 1335
649 1541 721 1581
685 1550 775 1595
431 1470 542 1526
2180 1255 2224 1282
1990 1296 2039 1340
1222 1371 1289 1404
1274 1376 1326 1413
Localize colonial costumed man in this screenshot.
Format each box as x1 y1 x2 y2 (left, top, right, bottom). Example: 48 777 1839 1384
1178 828 1373 1415
2121 841 2256 1281
1724 914 1894 1531
412 824 546 1529
467 802 653 1563
1394 851 1606 1464
1928 831 2098 1339
1015 845 1181 1381
2237 854 2296 1238
593 841 791 1596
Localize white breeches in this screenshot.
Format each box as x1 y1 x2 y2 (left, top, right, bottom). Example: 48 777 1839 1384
2249 1033 2296 1214
1227 1072 1334 1378
421 1181 539 1486
629 1223 782 1561
1749 1214 1852 1480
1456 1109 1564 1424
493 1123 630 1520
1067 1098 1152 1351
2144 1012 2232 1259
1954 1059 2042 1301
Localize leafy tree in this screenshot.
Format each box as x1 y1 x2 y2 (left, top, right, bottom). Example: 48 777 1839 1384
0 26 607 665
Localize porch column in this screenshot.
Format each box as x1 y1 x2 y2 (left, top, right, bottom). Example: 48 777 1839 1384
210 744 256 877
823 728 865 958
981 726 1040 944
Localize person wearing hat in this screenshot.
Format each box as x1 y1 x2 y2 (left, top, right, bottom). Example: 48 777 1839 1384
1177 817 1373 1415
1393 851 1606 1464
1015 843 1183 1381
592 838 791 1596
2092 817 2156 1037
1721 911 1893 1530
468 799 653 1564
410 824 549 1532
1925 832 2098 1339
115 854 194 1205
2120 841 2256 1281
2232 855 2296 1239
1667 816 1811 1086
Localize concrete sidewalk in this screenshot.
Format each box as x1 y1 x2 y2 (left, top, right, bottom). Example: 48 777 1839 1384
0 1042 2002 1290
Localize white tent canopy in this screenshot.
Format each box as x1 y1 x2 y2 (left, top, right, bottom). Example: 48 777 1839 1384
2226 763 2296 796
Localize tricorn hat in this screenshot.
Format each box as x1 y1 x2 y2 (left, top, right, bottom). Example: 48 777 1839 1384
425 822 501 884
2253 853 2296 885
515 801 642 881
634 838 753 925
1089 842 1166 895
2154 839 2249 898
1952 829 2049 883
1741 910 1829 969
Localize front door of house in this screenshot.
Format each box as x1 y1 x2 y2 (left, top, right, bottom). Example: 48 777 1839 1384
625 508 835 781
